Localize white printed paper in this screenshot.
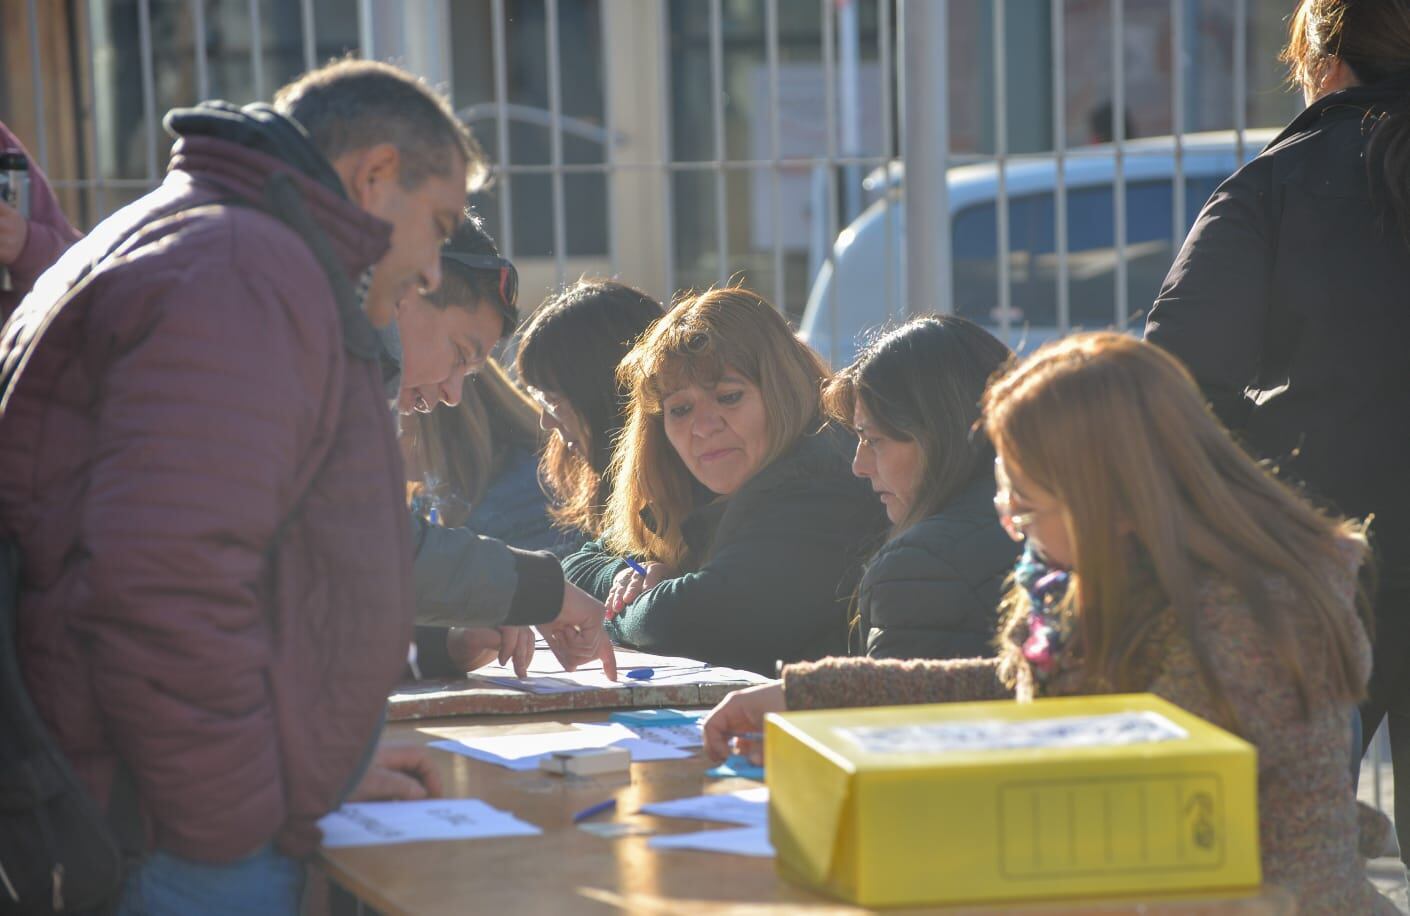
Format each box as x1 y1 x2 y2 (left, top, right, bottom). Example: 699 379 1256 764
471 645 762 695
428 722 692 771
631 723 704 749
648 825 774 858
428 721 637 760
839 711 1188 755
319 799 540 847
639 787 769 827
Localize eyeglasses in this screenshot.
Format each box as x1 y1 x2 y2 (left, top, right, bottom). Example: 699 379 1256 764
993 490 1045 542
440 251 519 333
526 385 568 421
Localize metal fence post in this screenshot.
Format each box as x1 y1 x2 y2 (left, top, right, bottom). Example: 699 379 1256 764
900 0 951 316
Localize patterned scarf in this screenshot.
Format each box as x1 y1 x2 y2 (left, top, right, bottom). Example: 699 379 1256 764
1013 544 1075 684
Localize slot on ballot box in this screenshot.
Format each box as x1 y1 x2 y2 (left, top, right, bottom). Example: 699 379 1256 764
764 693 1260 909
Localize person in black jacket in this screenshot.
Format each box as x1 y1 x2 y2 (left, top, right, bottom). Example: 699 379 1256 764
821 316 1018 660
1144 0 1410 858
561 287 886 675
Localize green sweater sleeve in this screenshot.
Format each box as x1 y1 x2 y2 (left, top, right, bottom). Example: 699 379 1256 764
604 477 875 675
561 538 630 602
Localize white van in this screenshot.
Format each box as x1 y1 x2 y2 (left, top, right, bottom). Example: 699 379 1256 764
799 130 1277 366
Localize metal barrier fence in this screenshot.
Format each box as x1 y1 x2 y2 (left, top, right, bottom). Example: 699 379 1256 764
5 0 1396 820
11 2 1300 356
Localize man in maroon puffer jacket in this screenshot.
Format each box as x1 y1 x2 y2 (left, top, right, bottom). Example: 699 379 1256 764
0 60 484 913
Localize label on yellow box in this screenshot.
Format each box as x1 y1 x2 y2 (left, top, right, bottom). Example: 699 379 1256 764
765 693 1260 909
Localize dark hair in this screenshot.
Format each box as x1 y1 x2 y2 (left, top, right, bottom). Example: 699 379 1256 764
425 212 514 337
516 279 665 536
822 315 1013 534
1283 0 1410 241
274 58 488 192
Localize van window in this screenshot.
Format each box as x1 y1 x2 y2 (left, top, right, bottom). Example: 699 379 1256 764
952 176 1221 333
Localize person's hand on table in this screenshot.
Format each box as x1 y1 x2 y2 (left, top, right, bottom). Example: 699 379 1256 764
702 681 786 764
0 199 28 265
606 561 674 618
447 626 536 677
537 582 617 680
348 744 443 802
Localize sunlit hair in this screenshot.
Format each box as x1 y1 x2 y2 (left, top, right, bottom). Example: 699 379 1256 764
402 359 542 526
601 287 830 568
516 279 665 537
1283 0 1410 240
983 332 1370 723
823 315 1012 536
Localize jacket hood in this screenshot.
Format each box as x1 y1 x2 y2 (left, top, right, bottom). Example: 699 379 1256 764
165 101 346 198
163 101 391 283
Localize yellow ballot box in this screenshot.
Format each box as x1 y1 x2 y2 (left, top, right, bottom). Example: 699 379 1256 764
765 693 1260 908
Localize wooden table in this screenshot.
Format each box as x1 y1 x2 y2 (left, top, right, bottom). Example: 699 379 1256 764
317 712 1294 915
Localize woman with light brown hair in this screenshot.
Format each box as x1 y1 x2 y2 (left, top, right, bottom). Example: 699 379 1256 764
561 287 886 675
1145 0 1410 853
706 333 1390 912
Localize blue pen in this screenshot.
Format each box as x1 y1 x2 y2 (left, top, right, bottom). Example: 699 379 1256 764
572 798 617 823
625 667 655 681
622 556 648 576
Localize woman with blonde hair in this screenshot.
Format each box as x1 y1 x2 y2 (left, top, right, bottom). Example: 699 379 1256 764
562 287 886 674
705 333 1390 912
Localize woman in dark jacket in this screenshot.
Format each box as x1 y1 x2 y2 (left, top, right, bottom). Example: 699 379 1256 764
1143 0 1410 857
562 288 886 675
823 316 1018 660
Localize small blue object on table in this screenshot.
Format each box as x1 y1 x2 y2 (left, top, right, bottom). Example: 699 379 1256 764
707 754 764 781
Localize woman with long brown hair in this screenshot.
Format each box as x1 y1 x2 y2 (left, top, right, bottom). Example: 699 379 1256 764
1145 0 1410 851
822 316 1018 659
516 279 665 540
705 333 1390 912
562 287 886 674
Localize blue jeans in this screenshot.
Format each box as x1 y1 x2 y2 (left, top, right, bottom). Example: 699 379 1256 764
116 844 303 916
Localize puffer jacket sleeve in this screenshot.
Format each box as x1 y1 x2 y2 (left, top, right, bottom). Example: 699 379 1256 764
562 538 629 602
1144 156 1277 432
74 246 339 862
861 508 1016 661
411 513 565 628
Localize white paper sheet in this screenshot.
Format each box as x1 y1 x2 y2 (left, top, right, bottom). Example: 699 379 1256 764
631 723 704 749
639 787 768 826
838 711 1189 755
648 826 774 858
470 645 762 695
428 722 692 771
319 799 540 847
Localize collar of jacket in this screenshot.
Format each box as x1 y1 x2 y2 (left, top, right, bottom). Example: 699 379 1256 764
1268 70 1410 151
163 122 392 287
675 419 853 560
